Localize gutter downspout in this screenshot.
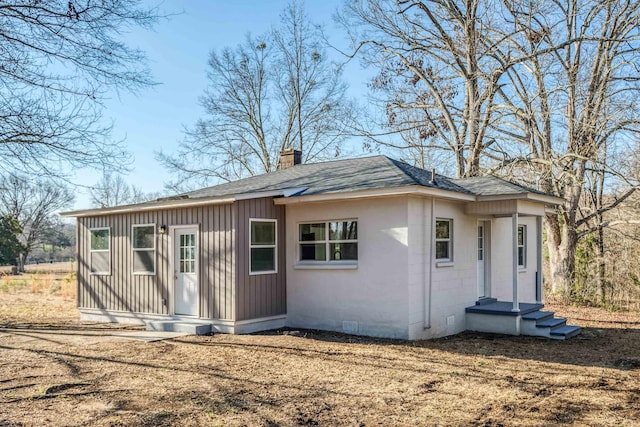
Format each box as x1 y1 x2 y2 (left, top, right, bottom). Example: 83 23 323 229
424 197 435 329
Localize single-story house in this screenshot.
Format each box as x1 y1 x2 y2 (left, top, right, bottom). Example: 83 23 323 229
62 150 580 340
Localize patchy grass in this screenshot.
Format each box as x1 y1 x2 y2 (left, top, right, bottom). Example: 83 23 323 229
0 268 77 328
1 285 639 426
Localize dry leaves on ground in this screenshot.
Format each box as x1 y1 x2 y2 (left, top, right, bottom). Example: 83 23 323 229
1 284 639 426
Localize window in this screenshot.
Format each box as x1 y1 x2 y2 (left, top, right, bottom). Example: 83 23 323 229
90 228 110 275
299 220 358 262
435 219 453 261
518 225 526 268
132 224 155 274
477 225 484 261
179 233 196 274
250 219 277 274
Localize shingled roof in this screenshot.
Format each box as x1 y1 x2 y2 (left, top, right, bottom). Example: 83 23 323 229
62 155 561 217
452 175 549 197
181 156 470 199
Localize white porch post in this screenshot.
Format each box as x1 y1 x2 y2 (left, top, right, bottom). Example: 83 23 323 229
512 213 520 311
536 215 543 304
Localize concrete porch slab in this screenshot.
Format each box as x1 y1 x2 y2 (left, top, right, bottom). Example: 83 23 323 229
465 301 544 316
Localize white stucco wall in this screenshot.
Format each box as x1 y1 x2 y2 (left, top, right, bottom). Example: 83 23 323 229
408 198 479 340
285 197 411 339
284 195 543 341
490 216 538 303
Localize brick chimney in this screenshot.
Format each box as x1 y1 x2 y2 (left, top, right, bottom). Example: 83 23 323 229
278 148 302 169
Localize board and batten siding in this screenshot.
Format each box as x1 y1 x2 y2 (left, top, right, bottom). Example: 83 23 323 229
235 198 287 321
77 204 236 320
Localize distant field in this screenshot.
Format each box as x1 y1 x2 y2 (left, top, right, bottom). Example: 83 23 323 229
0 261 75 275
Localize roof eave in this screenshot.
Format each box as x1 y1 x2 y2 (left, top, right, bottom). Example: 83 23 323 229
61 187 308 218
476 192 564 205
60 196 237 217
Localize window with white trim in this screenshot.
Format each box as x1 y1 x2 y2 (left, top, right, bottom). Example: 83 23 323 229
299 220 358 262
250 219 277 274
435 219 453 261
90 227 110 275
518 225 526 268
132 224 156 274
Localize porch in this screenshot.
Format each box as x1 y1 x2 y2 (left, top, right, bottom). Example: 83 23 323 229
465 298 581 340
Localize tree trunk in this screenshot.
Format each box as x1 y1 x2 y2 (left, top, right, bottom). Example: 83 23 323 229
595 224 606 304
546 214 578 299
18 253 26 273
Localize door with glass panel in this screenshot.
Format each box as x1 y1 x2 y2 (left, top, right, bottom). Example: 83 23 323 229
477 222 490 298
174 227 198 316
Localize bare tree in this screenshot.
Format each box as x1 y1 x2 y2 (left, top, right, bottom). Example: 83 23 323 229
0 175 75 271
343 0 640 299
340 0 523 177
0 1 162 179
89 172 157 208
494 0 640 297
158 1 354 190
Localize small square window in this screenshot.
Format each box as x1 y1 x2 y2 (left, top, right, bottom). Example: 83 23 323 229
435 219 453 261
250 219 277 274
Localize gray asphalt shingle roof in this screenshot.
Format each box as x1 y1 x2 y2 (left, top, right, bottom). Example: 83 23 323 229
452 175 548 196
182 155 472 199
63 155 558 217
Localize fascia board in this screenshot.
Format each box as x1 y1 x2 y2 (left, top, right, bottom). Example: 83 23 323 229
61 187 309 217
476 193 564 205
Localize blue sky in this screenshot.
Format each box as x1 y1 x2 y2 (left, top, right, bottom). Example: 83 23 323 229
72 0 370 209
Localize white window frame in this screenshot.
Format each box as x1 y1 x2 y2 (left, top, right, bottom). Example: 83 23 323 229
518 224 527 268
249 218 277 275
89 227 111 276
297 219 358 264
132 223 156 275
435 218 453 262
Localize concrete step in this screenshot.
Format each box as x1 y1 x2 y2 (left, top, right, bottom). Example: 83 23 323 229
536 317 566 329
520 310 581 340
521 310 554 322
550 325 582 340
145 320 212 335
521 310 554 337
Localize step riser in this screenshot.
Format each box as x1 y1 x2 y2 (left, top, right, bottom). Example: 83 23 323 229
550 325 582 340
145 321 213 335
521 311 554 322
521 320 554 337
536 318 566 329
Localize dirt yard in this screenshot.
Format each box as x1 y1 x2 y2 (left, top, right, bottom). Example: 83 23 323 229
1 274 639 426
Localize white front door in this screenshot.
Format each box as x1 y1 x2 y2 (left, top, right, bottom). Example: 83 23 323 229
174 227 198 316
477 223 486 298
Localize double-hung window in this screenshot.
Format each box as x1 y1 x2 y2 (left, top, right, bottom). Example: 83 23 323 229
90 228 110 275
299 220 358 262
435 219 453 261
518 225 526 268
132 224 156 275
249 219 277 274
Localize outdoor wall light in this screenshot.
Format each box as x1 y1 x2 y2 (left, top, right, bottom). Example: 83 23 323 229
159 225 167 234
